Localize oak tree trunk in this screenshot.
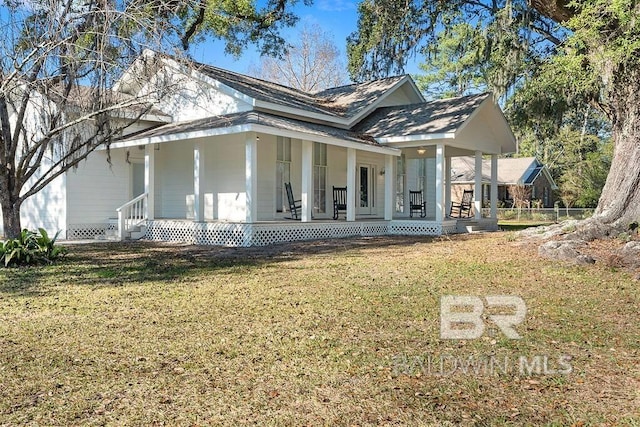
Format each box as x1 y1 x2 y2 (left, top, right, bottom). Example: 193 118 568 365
0 192 22 239
593 67 640 227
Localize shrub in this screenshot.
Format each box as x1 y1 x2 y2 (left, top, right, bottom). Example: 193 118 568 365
0 228 66 267
500 210 517 220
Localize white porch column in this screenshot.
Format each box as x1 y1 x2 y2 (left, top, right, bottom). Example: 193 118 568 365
301 140 313 222
245 132 258 223
144 144 155 220
444 155 451 218
474 150 483 220
490 154 498 220
194 141 205 222
435 144 445 222
384 154 395 220
346 148 356 221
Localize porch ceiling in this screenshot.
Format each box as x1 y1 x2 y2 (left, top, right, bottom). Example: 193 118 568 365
402 145 482 159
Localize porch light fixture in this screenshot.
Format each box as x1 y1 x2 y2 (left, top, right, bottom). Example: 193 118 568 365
417 147 426 155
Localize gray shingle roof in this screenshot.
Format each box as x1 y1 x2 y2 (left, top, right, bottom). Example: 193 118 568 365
121 111 379 146
312 76 407 117
196 64 339 117
195 62 406 120
355 93 489 137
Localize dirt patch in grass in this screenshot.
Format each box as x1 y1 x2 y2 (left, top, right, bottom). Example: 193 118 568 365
0 234 638 425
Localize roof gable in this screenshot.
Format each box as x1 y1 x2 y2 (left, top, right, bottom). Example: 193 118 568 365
117 52 425 127
355 93 490 137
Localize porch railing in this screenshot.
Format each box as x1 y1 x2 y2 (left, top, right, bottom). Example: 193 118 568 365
116 192 148 240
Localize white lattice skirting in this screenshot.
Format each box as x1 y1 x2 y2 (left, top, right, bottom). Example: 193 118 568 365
67 223 117 240
140 219 448 247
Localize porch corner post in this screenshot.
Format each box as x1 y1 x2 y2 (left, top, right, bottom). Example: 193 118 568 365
444 155 451 218
346 148 356 221
474 150 483 220
245 132 258 223
435 144 445 222
301 140 313 222
144 144 155 221
384 154 394 220
490 154 498 220
194 141 205 222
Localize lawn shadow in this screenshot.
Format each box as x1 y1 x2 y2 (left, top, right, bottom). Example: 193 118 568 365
0 234 477 296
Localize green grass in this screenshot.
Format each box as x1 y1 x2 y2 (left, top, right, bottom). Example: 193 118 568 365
0 235 638 425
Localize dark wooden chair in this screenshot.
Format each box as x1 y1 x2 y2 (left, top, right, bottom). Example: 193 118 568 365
450 189 474 218
332 186 347 220
284 182 301 220
409 190 427 218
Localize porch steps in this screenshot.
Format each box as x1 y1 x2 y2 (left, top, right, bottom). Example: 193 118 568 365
456 220 498 234
100 220 147 241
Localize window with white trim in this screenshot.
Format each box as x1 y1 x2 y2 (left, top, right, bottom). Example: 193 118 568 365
276 136 291 213
416 158 426 192
396 155 406 212
313 143 327 213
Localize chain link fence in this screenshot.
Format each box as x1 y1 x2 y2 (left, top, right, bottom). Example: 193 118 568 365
482 207 594 222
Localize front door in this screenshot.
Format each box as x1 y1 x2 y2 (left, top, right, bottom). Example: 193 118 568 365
357 164 375 215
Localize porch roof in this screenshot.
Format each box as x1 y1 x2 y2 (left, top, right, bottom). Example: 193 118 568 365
356 93 517 155
111 111 400 155
355 93 489 138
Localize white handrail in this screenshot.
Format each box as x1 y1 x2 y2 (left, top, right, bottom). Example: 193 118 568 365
116 193 148 240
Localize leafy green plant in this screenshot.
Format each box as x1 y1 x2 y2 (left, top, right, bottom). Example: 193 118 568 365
0 228 66 267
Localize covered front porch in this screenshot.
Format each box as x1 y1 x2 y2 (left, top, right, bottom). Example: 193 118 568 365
64 93 514 246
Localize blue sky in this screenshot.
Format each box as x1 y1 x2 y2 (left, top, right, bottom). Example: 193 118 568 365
189 0 421 81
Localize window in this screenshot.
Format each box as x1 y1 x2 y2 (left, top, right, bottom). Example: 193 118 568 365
276 136 291 212
396 155 406 212
313 143 327 213
543 187 550 207
416 158 426 192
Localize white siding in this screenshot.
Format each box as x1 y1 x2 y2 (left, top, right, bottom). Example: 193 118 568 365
205 135 246 221
155 140 194 218
148 71 252 122
378 82 423 108
152 135 247 221
66 149 132 224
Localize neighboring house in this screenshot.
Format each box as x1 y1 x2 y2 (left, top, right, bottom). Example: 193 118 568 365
450 156 558 208
3 51 517 246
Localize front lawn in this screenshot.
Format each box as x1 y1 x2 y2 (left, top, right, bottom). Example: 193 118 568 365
0 235 638 425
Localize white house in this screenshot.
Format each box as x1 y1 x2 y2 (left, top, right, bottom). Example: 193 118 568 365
7 51 517 246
